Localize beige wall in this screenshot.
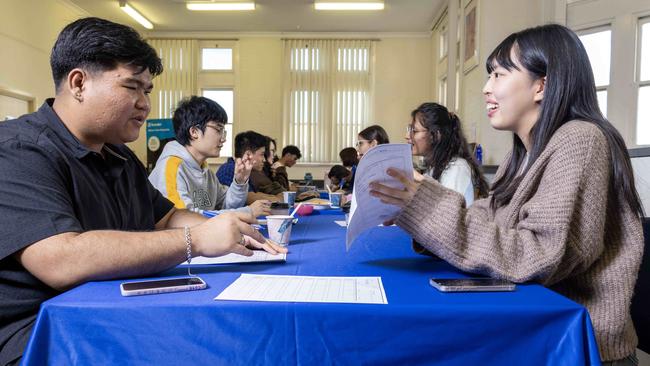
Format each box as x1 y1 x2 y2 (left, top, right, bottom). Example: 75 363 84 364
0 0 86 108
237 37 284 138
287 37 433 180
374 37 432 145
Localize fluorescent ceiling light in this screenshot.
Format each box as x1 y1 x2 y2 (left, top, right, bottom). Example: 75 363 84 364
119 1 153 29
186 2 256 11
315 2 384 10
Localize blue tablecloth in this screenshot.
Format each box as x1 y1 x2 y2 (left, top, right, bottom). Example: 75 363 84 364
22 211 601 365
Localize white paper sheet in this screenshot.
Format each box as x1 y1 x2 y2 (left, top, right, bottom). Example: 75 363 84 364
215 274 388 304
346 143 413 250
183 251 286 265
334 220 347 227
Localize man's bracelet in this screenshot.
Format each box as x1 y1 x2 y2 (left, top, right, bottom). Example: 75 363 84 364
184 226 192 265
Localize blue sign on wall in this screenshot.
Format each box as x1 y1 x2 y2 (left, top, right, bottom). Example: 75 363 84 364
146 118 175 172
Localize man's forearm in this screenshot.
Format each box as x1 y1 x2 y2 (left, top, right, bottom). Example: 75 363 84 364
17 228 189 291
165 208 207 228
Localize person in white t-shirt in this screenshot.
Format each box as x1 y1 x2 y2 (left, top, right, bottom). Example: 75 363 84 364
406 102 488 206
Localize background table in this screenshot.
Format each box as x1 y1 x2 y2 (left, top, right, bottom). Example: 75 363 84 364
22 211 601 365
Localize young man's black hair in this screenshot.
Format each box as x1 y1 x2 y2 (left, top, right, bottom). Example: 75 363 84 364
173 96 228 146
50 17 163 92
234 131 267 158
281 145 302 159
339 147 358 168
328 165 350 181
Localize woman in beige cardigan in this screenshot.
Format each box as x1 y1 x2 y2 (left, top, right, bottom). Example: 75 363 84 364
370 24 644 365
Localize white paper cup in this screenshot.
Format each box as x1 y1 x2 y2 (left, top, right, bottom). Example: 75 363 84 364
266 215 293 246
283 191 296 206
329 192 343 207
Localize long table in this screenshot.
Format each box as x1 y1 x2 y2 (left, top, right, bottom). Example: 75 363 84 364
22 210 601 365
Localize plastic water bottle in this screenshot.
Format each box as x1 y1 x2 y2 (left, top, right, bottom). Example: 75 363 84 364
475 144 483 165
304 172 313 186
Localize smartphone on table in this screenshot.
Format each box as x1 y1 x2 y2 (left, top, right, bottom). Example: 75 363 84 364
429 278 516 292
120 276 207 297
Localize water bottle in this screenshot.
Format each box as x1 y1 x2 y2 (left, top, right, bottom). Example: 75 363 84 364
304 172 313 186
475 144 483 165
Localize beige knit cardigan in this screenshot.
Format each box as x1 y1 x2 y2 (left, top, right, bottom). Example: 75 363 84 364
396 121 644 362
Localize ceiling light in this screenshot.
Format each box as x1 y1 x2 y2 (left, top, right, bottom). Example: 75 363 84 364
119 1 153 29
314 1 384 10
186 2 256 11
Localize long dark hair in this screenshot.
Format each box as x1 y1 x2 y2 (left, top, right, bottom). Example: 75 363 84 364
263 136 277 178
358 125 390 144
412 102 489 198
487 24 643 217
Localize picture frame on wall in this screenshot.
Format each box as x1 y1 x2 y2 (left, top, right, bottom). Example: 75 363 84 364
463 0 479 74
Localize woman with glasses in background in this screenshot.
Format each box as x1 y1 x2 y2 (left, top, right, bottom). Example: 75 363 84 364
407 102 488 206
356 125 390 159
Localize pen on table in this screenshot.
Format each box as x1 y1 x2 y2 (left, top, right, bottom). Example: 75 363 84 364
198 209 218 218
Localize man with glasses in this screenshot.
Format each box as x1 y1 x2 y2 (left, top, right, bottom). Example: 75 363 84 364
149 96 269 216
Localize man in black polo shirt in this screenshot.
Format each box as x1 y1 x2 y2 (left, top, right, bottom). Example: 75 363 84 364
0 17 285 366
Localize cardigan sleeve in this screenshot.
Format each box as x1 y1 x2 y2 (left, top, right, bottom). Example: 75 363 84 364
396 123 611 285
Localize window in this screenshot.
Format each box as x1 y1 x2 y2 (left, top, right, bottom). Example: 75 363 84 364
455 67 460 111
197 40 238 158
201 48 232 70
435 12 449 104
147 39 197 120
439 76 447 106
291 47 320 71
637 18 650 145
282 39 374 162
439 24 448 60
579 28 611 117
337 48 368 71
202 89 234 157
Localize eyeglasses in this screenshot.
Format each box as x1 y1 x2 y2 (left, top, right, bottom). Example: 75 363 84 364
355 139 369 147
205 124 227 138
406 125 428 135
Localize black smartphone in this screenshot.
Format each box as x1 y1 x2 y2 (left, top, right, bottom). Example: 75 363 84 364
429 278 516 292
120 276 207 296
271 202 289 209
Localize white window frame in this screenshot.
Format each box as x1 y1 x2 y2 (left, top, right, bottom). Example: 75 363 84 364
199 40 235 73
637 16 650 146
577 24 612 117
435 11 449 103
439 21 448 62
201 88 235 157
197 40 239 162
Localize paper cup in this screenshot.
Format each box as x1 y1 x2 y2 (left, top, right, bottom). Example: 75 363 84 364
329 192 343 207
283 191 296 206
266 215 293 246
